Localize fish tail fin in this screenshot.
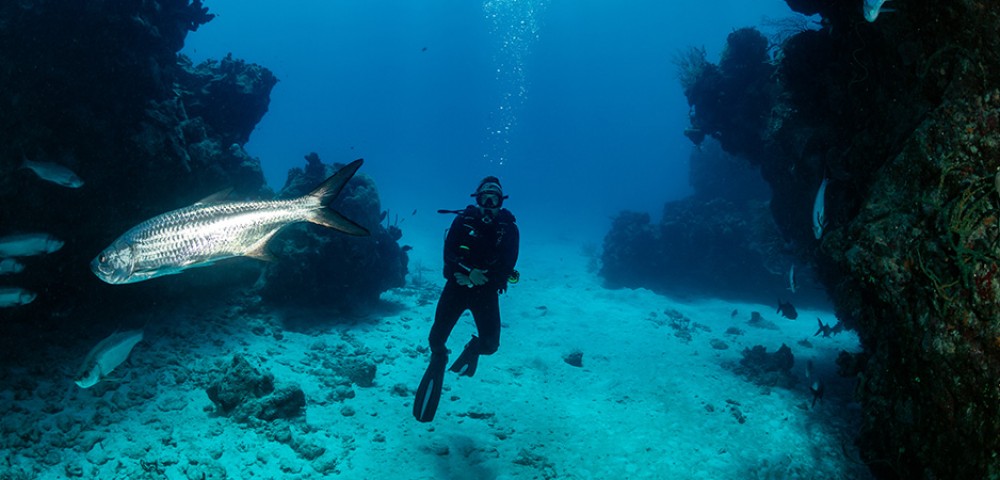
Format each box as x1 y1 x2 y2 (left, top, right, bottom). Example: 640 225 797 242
308 158 364 204
304 158 370 236
307 209 370 236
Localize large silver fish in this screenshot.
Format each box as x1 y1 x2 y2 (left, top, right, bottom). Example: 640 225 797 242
0 233 64 257
75 329 144 388
92 159 370 285
0 287 36 307
21 158 84 188
812 177 829 240
0 258 25 275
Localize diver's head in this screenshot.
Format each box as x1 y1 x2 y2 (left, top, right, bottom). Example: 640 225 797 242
472 176 506 217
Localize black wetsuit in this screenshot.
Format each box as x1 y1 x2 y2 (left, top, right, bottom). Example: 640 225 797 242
428 205 519 357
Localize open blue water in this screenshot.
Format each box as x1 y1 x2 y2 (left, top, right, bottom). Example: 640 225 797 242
184 0 796 240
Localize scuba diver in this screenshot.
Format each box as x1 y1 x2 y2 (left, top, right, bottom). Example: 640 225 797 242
413 176 520 423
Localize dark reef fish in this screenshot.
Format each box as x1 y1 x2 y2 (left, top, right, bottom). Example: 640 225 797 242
92 159 370 285
814 318 844 337
809 380 824 407
776 299 798 320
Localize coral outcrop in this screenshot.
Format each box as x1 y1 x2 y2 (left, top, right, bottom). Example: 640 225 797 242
676 1 1000 477
0 0 274 327
600 140 826 305
206 355 306 423
255 153 409 313
0 1 407 355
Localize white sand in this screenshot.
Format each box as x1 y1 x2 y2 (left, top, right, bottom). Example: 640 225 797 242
0 227 872 479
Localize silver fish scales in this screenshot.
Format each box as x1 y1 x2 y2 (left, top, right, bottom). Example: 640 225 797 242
92 159 369 284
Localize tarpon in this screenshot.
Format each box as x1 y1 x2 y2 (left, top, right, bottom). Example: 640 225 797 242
787 264 797 294
75 329 144 388
21 158 84 188
863 0 894 22
92 159 370 285
812 177 828 239
0 287 36 307
0 258 25 275
0 233 64 257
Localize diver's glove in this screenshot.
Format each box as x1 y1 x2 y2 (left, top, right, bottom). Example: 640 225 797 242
454 272 473 287
468 268 489 286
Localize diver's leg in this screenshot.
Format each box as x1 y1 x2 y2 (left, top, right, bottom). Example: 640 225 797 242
415 282 466 422
470 290 501 355
413 349 448 422
428 281 467 354
449 290 501 377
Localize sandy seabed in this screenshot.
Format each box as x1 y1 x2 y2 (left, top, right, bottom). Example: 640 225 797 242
0 229 873 480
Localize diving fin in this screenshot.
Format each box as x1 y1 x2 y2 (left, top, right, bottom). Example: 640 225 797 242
449 336 480 378
413 352 448 423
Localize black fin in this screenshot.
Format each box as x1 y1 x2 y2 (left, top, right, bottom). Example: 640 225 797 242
308 158 364 204
304 159 370 236
307 209 370 236
449 336 480 377
413 352 448 423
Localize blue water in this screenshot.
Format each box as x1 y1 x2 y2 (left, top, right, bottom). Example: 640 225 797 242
184 0 794 239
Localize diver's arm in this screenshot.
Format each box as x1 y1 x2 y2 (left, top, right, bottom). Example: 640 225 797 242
442 216 469 280
492 222 519 289
503 223 520 275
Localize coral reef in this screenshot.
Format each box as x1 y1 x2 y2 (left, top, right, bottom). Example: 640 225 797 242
254 153 409 313
677 1 1000 477
600 141 826 305
0 0 276 334
0 0 406 350
726 343 796 389
206 355 305 423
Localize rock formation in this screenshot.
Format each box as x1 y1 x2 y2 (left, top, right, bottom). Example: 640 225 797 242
674 1 1000 477
255 153 409 313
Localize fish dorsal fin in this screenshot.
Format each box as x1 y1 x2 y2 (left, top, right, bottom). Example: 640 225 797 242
196 188 234 205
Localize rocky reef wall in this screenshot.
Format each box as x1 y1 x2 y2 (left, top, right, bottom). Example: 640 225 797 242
677 1 1000 478
0 1 408 349
600 139 829 306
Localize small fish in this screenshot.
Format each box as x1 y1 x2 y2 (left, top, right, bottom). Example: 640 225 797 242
92 159 370 284
832 321 845 335
0 287 36 307
787 264 798 294
0 258 25 275
75 330 144 388
0 233 64 257
813 177 828 239
809 380 825 407
730 309 739 318
815 317 845 337
777 299 799 320
862 0 894 22
21 158 84 188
